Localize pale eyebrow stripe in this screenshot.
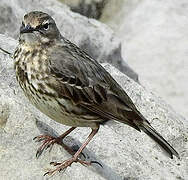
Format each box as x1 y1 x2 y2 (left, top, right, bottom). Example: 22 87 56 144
42 19 50 25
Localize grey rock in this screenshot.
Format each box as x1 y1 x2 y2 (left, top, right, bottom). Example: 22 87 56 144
0 102 10 128
101 0 188 118
60 0 106 19
0 34 187 180
0 0 138 82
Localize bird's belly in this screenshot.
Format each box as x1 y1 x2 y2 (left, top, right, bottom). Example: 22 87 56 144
22 85 99 128
14 54 100 129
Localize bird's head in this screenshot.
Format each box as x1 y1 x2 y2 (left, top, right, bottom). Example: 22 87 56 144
19 11 61 45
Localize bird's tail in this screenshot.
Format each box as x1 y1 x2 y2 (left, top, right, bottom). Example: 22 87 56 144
137 121 179 159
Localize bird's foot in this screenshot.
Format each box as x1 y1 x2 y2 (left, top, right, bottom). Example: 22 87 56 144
33 135 62 158
34 127 77 158
44 157 92 176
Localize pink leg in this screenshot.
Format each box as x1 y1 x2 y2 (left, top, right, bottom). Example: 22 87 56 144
44 128 99 176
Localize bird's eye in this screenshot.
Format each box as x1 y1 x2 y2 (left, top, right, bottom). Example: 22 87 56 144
42 23 49 30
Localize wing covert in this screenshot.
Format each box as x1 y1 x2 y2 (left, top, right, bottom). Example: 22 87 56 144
49 39 109 105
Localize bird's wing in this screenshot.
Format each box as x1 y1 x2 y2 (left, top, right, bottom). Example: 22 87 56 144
49 38 141 130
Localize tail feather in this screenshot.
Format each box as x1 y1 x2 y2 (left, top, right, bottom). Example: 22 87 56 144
139 122 179 159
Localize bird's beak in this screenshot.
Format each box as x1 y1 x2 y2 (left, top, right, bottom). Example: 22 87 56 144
20 24 34 34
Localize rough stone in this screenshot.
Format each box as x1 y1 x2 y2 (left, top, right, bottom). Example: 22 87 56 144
59 0 106 19
101 0 188 118
0 34 187 180
0 103 10 128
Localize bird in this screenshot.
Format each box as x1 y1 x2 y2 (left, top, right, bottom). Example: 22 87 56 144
13 11 179 176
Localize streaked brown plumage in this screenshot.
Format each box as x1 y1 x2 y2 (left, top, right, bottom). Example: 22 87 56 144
13 11 179 175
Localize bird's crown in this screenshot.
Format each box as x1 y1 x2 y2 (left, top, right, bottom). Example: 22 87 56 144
22 11 54 29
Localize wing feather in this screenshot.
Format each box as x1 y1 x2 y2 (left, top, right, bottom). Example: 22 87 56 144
48 38 141 130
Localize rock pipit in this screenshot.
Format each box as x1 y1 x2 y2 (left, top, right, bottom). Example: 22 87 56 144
13 11 179 175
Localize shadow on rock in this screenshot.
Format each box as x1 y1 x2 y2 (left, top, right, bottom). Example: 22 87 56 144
35 119 124 180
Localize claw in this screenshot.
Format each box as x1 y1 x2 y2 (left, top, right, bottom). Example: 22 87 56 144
43 171 49 176
36 150 42 158
36 140 49 158
72 145 86 159
50 161 54 165
50 161 61 166
33 135 51 142
35 138 45 143
91 160 103 168
33 136 37 140
45 143 52 150
36 149 42 158
80 152 86 159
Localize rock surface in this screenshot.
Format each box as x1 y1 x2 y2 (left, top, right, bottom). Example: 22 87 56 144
0 0 138 82
0 34 187 180
101 0 188 118
60 0 106 19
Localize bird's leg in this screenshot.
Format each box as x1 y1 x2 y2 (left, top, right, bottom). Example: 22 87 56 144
44 128 99 176
34 127 76 158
